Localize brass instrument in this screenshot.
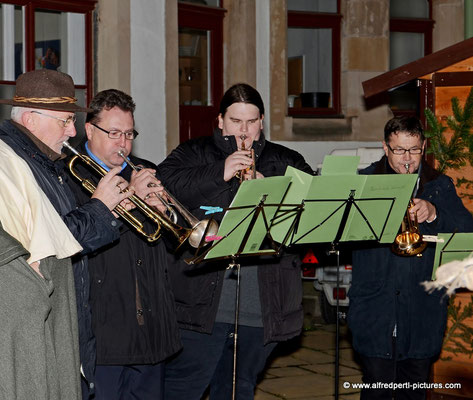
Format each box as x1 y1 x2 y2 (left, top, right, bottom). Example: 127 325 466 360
391 163 427 257
63 141 191 245
236 134 256 183
118 151 219 248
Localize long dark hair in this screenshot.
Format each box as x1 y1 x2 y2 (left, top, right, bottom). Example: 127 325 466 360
219 83 265 117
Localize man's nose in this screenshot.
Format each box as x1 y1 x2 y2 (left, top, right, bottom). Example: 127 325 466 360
67 124 77 138
118 133 127 146
402 151 412 161
240 122 248 132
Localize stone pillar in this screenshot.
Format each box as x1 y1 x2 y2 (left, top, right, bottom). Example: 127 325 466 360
466 0 473 39
432 0 465 51
96 0 131 93
343 0 391 141
223 0 257 88
268 0 287 141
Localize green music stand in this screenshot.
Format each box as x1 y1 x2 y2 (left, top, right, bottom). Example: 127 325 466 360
186 175 304 400
432 232 473 280
270 155 418 400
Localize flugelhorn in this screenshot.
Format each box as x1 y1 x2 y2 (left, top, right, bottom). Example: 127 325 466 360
118 151 219 248
63 141 192 245
235 134 256 183
391 163 427 257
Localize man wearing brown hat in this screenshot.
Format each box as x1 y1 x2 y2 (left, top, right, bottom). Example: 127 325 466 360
0 69 133 400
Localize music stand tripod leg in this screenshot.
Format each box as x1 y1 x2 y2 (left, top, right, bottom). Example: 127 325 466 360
328 244 341 400
228 257 241 400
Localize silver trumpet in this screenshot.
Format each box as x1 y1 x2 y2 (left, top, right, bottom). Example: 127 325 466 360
118 151 219 248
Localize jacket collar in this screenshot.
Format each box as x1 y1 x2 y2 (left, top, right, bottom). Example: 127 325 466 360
212 127 266 158
373 155 442 195
11 120 63 161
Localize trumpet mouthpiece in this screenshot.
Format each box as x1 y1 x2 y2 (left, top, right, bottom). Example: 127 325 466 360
62 141 79 155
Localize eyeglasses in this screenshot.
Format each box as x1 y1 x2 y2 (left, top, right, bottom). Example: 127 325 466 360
386 144 423 155
91 123 138 140
31 111 76 128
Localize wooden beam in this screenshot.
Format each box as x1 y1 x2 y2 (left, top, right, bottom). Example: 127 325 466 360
363 36 473 98
433 72 473 87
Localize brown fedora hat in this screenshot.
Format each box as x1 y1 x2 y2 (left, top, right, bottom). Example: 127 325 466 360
0 69 91 112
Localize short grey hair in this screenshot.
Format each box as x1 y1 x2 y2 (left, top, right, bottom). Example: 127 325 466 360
11 106 37 123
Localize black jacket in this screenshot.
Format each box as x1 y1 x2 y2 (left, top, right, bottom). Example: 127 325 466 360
68 146 182 365
157 129 314 344
347 156 473 359
0 120 120 391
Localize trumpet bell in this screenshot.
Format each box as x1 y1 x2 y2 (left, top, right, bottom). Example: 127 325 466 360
188 219 219 248
392 231 427 257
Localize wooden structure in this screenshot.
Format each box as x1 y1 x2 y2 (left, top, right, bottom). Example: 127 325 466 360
363 37 473 400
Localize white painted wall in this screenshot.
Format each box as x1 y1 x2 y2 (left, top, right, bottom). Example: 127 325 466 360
130 0 167 165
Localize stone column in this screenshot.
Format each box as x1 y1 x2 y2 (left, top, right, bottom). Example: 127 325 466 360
96 0 131 93
432 0 465 51
343 0 391 141
223 0 257 88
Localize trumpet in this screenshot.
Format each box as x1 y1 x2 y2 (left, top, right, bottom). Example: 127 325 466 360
235 134 256 183
63 141 191 245
118 151 219 248
391 163 427 257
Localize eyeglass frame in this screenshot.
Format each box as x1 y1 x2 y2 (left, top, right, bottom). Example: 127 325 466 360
31 110 76 128
386 143 424 155
91 123 138 140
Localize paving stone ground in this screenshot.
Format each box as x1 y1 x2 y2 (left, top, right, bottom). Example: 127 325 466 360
255 324 362 400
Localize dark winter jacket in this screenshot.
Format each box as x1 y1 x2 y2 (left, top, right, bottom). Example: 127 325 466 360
347 156 473 360
157 129 314 344
0 120 120 393
68 145 182 365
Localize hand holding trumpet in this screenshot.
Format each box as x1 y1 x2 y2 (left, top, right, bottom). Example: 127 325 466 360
408 198 436 224
224 134 263 182
91 166 134 212
129 167 168 214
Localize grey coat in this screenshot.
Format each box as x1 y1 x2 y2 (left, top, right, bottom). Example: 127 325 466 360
0 224 81 400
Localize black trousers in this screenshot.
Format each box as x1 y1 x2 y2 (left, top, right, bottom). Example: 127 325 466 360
358 353 433 400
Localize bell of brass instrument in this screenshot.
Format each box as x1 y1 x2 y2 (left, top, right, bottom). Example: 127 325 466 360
236 134 256 183
391 163 428 257
63 141 192 245
118 151 219 248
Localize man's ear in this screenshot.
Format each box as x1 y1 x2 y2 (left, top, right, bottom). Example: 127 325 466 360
85 122 94 141
217 114 224 130
21 111 35 132
382 141 389 158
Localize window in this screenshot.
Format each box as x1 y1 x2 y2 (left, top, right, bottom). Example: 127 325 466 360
389 0 433 113
0 1 96 123
287 0 341 117
178 1 224 142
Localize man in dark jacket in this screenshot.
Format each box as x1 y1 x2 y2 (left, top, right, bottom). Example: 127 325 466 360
158 83 314 399
68 89 181 400
347 116 473 400
0 70 131 399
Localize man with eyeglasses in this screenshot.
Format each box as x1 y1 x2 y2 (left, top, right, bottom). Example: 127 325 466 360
347 116 473 400
0 70 134 399
66 89 181 400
